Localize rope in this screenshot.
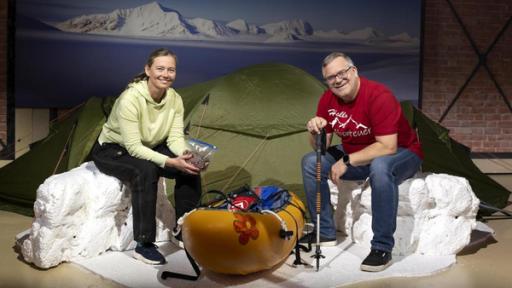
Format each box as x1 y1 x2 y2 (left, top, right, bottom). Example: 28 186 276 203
221 135 269 192
194 102 208 139
192 95 210 192
49 103 85 124
261 209 289 235
52 121 77 175
173 209 196 237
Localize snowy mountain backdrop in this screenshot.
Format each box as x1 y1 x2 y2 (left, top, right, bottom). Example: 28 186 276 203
47 1 417 45
15 0 421 107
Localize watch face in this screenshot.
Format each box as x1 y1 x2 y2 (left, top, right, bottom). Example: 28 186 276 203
343 154 349 164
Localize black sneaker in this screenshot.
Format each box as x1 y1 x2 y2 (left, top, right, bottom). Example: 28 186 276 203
360 249 392 272
299 232 337 247
133 242 166 265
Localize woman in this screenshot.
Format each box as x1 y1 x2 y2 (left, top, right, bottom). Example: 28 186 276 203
91 48 202 265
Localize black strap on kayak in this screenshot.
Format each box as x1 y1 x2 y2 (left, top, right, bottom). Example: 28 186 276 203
160 248 201 281
285 201 312 253
281 200 310 266
198 189 228 208
199 186 262 212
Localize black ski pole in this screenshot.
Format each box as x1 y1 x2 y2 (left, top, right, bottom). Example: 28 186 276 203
312 129 325 271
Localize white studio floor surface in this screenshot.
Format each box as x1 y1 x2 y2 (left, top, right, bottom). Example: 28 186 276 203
73 233 475 288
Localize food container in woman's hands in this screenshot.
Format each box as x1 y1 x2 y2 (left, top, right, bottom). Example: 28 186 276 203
186 138 218 170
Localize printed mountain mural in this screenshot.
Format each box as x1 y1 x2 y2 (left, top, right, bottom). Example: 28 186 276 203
48 2 417 45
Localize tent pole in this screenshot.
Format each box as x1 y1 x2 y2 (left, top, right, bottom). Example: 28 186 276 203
479 201 512 217
52 122 77 175
194 94 210 139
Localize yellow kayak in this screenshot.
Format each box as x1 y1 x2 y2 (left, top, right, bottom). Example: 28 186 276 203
181 192 306 275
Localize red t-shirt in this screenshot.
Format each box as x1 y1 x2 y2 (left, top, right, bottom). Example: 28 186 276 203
316 77 423 159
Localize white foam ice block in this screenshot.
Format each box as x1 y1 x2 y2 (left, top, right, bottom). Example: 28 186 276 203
333 173 480 256
20 161 175 268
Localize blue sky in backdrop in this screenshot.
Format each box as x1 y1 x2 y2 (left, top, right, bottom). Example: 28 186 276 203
18 0 422 37
15 0 422 107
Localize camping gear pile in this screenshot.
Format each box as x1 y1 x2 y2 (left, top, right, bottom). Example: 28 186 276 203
169 185 306 275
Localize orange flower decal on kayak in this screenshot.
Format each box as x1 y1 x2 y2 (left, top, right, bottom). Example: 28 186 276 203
233 213 259 245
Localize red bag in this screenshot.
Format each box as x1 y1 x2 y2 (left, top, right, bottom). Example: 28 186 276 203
229 195 258 211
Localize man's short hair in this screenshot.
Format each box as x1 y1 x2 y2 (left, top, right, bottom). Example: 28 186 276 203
322 52 355 67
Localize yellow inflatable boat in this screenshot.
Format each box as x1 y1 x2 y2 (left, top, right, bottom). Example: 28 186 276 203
180 191 306 275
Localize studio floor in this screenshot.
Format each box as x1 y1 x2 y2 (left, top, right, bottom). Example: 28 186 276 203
1 159 511 288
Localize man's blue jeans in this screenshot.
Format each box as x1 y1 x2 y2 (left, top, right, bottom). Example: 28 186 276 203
301 145 422 252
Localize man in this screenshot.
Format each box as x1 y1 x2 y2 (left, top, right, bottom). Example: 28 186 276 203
301 52 423 272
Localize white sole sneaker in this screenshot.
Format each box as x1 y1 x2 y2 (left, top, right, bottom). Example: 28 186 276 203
319 239 338 247
133 251 165 265
360 260 392 272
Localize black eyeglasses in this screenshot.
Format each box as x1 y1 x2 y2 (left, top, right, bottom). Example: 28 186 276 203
324 66 354 84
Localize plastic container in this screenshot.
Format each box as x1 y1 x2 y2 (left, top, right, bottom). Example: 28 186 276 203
186 138 218 169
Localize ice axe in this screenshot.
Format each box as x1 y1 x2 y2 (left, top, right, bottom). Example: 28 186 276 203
312 128 326 271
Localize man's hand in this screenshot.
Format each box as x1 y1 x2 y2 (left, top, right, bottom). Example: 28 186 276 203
306 116 327 134
329 160 347 186
307 116 333 150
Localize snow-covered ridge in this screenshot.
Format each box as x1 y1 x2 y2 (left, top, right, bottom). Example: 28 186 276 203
55 2 194 37
226 18 262 34
48 1 417 45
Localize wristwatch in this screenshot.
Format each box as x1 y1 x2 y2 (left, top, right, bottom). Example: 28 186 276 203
342 154 351 167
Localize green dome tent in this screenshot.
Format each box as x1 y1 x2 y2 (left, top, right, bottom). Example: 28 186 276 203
0 63 509 217
180 63 326 194
401 101 510 215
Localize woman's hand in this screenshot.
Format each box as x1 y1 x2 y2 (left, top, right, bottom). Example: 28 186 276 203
183 151 210 171
166 154 201 175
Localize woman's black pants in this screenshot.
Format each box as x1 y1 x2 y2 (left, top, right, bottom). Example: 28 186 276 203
90 142 202 243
